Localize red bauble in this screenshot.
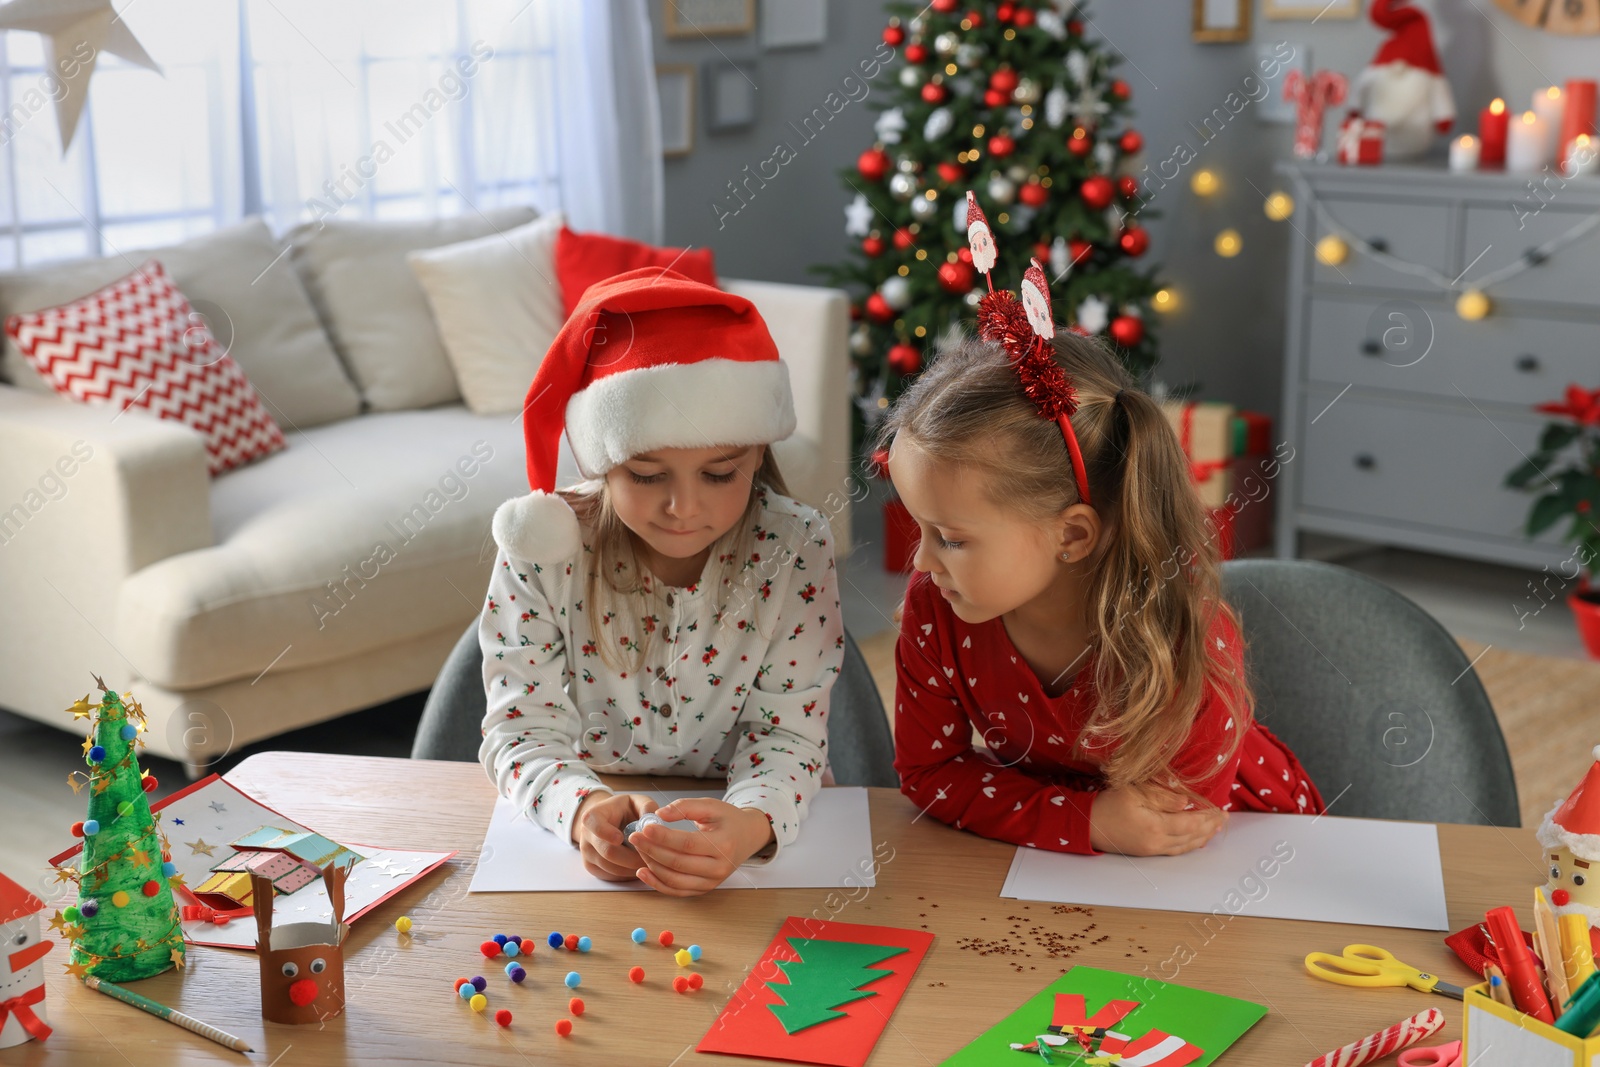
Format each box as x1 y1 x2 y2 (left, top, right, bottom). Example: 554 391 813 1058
956 246 973 264
1033 240 1052 261
865 294 895 323
1118 227 1150 257
1013 7 1036 26
1109 315 1145 348
988 133 1017 157
936 161 965 183
1111 79 1132 100
905 42 929 64
937 259 976 293
892 227 915 250
858 147 891 182
965 10 984 28
1069 238 1094 266
1079 175 1115 210
989 67 1020 93
1117 175 1140 199
1067 134 1093 156
1067 19 1084 34
996 2 1016 21
862 235 885 257
932 0 958 10
984 88 1010 108
883 23 905 46
1119 129 1144 154
1019 181 1049 207
921 81 948 104
888 342 923 376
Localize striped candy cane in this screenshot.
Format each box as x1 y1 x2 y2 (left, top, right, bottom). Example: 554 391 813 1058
1303 1007 1445 1067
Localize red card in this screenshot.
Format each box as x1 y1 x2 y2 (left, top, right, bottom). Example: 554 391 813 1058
698 917 933 1067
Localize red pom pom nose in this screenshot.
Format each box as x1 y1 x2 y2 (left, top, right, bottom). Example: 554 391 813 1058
1553 888 1571 906
288 979 319 1006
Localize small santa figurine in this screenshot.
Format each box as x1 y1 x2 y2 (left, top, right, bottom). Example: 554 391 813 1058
1353 0 1454 160
965 191 997 276
1539 744 1600 942
0 871 52 1048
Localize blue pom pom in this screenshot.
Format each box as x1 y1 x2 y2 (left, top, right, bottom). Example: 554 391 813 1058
459 984 475 1001
504 961 519 976
689 944 702 961
564 972 581 989
82 820 100 836
577 936 592 953
493 933 508 945
162 861 177 877
631 927 647 944
471 976 487 992
509 966 526 983
504 941 520 957
88 746 106 762
548 932 563 949
119 724 136 741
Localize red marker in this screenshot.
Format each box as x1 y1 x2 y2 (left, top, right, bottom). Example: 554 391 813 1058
1486 906 1554 1022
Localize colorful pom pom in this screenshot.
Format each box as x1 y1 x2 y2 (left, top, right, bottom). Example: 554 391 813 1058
492 933 508 945
481 940 502 958
629 966 645 983
554 1019 572 1037
470 993 487 1012
161 861 177 877
454 977 471 993
142 775 158 793
673 976 690 994
631 927 647 944
577 936 592 953
88 745 106 762
70 821 84 838
564 971 581 989
471 976 487 992
82 820 99 836
507 935 522 946
675 949 692 967
495 1008 512 1027
120 724 137 740
688 972 704 990
504 941 520 957
395 916 412 934
458 984 475 1001
564 933 578 951
659 930 674 947
111 890 129 908
80 899 98 918
569 997 585 1016
63 906 80 923
141 879 159 897
508 965 526 983
117 801 133 817
689 944 702 962
548 932 564 949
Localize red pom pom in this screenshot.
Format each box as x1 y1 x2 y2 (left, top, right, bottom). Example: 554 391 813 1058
564 934 578 951
288 979 318 1006
882 23 904 46
658 930 674 947
141 775 158 793
1109 315 1145 349
141 880 160 897
857 147 890 182
454 977 471 992
978 293 1078 422
481 940 502 958
1119 129 1144 155
495 1009 512 1027
673 976 691 993
554 1018 572 1037
71 821 85 838
569 997 585 1016
1554 888 1572 906
1079 176 1114 210
688 972 704 990
629 966 646 983
921 81 947 104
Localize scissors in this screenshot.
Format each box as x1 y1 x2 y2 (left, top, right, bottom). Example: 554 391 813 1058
1304 944 1466 999
1398 1039 1462 1066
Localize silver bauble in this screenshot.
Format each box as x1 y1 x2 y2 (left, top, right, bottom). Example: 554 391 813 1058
909 195 937 221
934 31 959 56
1013 77 1041 105
889 172 918 200
987 174 1017 205
899 65 924 89
850 325 873 355
880 275 912 310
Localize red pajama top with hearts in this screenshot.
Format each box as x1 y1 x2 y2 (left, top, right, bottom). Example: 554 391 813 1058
893 572 1325 853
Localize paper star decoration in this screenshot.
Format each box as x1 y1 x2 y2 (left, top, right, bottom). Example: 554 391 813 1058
1077 295 1110 335
170 947 186 970
0 0 163 154
67 696 93 719
185 838 216 857
844 193 874 238
873 106 906 145
209 801 227 813
64 960 90 979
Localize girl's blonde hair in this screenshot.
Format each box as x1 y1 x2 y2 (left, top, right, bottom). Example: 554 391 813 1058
876 331 1250 798
558 450 790 675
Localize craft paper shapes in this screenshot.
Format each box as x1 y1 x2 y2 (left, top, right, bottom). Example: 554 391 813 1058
698 917 933 1067
253 863 348 1026
0 871 52 1048
193 827 363 909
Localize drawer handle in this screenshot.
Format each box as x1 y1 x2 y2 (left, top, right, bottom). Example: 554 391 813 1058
1368 237 1390 253
1355 454 1377 471
1524 247 1548 267
1516 353 1541 373
1360 339 1382 357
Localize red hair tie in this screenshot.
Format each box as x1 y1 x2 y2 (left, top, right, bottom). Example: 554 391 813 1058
964 191 1092 505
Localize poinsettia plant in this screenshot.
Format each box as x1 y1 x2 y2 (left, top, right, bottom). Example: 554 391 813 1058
1506 384 1600 583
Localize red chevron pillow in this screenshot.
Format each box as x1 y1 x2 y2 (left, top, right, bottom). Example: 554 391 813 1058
6 259 286 475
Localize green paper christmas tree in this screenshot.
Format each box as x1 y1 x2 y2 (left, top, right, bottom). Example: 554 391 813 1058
765 938 908 1034
55 676 184 982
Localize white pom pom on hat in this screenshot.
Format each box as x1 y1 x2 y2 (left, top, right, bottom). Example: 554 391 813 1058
492 492 581 563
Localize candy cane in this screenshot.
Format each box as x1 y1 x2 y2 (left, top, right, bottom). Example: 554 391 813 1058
1284 69 1350 160
1303 1007 1445 1067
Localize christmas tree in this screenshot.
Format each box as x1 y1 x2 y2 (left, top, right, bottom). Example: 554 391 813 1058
765 937 908 1034
814 0 1161 450
54 676 184 982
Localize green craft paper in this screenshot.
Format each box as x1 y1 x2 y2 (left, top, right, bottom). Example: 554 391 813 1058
765 937 909 1034
939 966 1266 1067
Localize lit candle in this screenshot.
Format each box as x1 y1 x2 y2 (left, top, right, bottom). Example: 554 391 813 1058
1559 79 1598 172
1479 98 1509 168
1507 109 1549 174
1449 134 1481 173
1533 85 1564 160
1566 134 1598 178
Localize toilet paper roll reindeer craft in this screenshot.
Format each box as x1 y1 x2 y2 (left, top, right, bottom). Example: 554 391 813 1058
252 862 349 1025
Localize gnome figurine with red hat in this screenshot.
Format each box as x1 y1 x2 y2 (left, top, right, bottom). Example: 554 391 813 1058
1353 0 1455 160
1540 745 1600 934
0 871 52 1048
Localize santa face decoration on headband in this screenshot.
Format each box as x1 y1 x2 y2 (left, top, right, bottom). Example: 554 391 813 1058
965 191 997 275
1020 259 1055 341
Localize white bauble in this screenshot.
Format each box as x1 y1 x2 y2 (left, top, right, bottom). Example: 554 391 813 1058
889 172 919 200
1077 294 1110 335
1037 10 1066 38
1093 141 1117 172
880 275 912 310
923 107 953 141
1006 164 1030 182
1006 205 1036 231
952 198 970 230
850 325 873 355
899 65 924 89
1049 235 1072 277
934 31 960 56
1045 85 1070 129
964 288 985 307
1065 49 1089 88
909 195 938 221
875 107 906 145
1014 77 1041 105
987 174 1017 205
910 13 927 34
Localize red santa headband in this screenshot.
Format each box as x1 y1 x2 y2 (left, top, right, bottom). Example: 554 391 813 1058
964 191 1093 506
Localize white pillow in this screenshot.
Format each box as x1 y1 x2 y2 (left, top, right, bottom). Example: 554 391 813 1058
406 213 567 416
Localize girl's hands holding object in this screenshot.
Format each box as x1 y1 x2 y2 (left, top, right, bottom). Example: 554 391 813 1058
573 792 659 881
628 797 775 897
1089 783 1228 856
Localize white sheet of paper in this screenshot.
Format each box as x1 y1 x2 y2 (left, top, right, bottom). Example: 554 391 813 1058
469 788 878 893
1000 812 1449 930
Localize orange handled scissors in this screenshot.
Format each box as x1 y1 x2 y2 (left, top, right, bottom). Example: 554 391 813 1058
1304 944 1466 999
1399 1039 1462 1066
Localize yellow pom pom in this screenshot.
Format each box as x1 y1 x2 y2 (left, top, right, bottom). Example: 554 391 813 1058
395 916 412 934
1315 234 1349 266
111 890 129 908
470 993 487 1012
1456 289 1492 321
676 948 692 967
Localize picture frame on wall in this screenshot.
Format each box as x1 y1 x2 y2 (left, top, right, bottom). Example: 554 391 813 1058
1264 0 1360 18
656 64 695 157
1193 0 1251 42
663 0 755 39
704 59 759 133
760 0 827 49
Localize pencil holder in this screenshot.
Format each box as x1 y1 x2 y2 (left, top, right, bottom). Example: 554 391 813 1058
1462 981 1600 1065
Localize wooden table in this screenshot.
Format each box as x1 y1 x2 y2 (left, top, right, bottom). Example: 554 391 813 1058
10 752 1547 1066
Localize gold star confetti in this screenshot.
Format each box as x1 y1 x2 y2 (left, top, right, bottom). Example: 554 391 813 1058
169 947 186 970
93 775 112 795
61 924 85 941
53 867 78 884
67 696 93 719
47 910 67 933
66 772 85 795
185 838 216 857
129 848 150 868
64 960 90 979
80 737 93 756
167 872 187 888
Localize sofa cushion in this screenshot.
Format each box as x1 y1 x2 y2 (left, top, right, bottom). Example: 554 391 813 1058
0 218 361 430
405 213 567 416
287 207 538 412
112 406 822 689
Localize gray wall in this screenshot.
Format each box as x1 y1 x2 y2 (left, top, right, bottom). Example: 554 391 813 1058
654 0 1595 421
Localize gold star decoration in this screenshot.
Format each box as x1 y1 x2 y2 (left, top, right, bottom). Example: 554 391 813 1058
129 847 150 868
185 838 216 857
80 737 93 757
53 866 78 884
167 872 187 888
67 696 93 719
66 772 86 795
93 774 112 795
134 938 150 952
61 924 86 941
64 960 90 979
169 947 186 970
47 910 68 933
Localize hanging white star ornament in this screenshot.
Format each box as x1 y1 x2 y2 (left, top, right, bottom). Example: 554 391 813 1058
843 193 874 237
1077 295 1110 335
0 0 163 155
874 107 906 145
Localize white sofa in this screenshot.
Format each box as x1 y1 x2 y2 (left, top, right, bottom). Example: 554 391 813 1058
0 213 851 774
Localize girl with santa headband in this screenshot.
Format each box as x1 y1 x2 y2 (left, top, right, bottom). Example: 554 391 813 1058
881 193 1324 857
479 268 843 895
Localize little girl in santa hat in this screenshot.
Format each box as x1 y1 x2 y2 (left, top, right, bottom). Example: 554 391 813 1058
881 195 1324 857
480 267 843 896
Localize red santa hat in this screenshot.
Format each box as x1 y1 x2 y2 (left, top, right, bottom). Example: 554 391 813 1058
492 267 795 562
1538 744 1600 860
1369 0 1442 75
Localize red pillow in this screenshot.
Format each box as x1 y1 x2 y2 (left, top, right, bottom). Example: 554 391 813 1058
554 225 717 316
7 259 286 476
